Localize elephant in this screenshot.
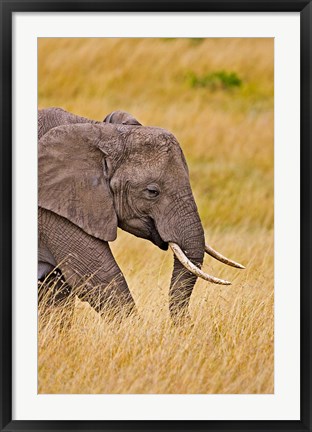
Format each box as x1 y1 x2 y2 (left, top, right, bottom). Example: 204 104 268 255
38 108 244 323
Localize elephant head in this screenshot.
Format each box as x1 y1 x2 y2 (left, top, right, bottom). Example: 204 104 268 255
39 118 244 322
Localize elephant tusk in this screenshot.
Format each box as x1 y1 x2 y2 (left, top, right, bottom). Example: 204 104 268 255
205 244 245 269
169 242 231 285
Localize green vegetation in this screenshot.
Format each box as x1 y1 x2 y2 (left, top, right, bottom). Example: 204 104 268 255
188 38 205 46
188 70 242 90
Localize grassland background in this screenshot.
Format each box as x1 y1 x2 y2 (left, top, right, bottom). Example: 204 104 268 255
38 38 274 394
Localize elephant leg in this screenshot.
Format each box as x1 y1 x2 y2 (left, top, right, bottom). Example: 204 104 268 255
38 267 75 330
38 268 72 305
38 241 74 327
39 209 136 319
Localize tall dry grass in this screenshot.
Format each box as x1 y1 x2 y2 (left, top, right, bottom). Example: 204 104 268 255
38 38 274 394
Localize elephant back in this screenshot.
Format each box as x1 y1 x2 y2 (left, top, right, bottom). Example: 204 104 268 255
38 107 100 140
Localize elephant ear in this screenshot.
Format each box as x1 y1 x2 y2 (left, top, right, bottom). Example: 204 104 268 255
38 123 118 241
104 110 142 126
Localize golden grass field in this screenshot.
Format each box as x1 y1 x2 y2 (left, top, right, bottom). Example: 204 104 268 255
38 38 274 394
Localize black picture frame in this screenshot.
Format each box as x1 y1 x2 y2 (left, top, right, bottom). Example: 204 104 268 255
1 1 311 431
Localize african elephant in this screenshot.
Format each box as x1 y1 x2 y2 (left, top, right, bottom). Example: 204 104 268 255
38 108 244 322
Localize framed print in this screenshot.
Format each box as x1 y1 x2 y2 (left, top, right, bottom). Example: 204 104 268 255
1 1 311 431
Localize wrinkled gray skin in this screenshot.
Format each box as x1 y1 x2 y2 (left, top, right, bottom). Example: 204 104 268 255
38 108 204 322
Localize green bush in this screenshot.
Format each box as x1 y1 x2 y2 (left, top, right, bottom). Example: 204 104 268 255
189 38 205 46
187 70 242 90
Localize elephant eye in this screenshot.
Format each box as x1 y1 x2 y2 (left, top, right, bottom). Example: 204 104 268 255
146 185 160 199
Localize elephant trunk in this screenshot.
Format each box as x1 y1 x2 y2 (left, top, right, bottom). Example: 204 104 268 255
156 187 238 323
154 188 206 323
168 216 205 323
160 189 205 322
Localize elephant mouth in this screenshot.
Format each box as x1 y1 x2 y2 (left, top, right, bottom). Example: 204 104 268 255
148 217 168 250
118 217 168 250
